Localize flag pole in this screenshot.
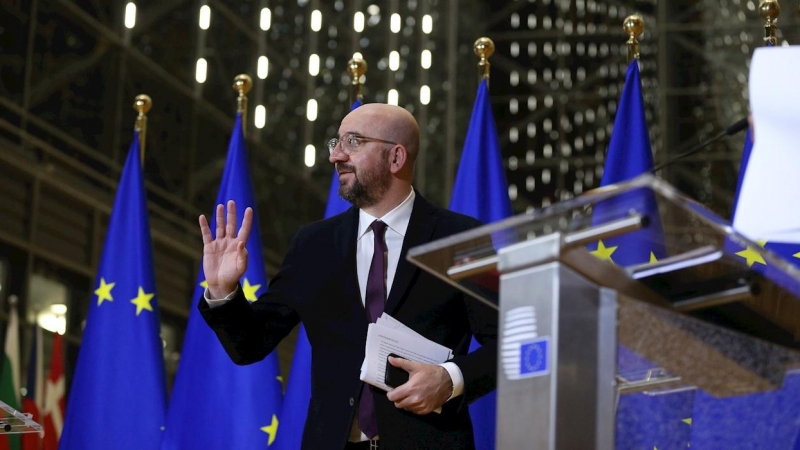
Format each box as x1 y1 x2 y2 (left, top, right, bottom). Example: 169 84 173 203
347 56 367 105
474 37 494 87
133 94 151 165
233 74 253 137
624 15 644 62
759 0 780 46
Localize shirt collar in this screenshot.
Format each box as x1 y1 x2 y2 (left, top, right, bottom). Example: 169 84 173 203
358 188 415 240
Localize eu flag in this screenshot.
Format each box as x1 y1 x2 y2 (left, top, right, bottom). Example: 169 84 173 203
688 372 800 448
60 132 166 449
590 60 692 449
161 113 282 449
730 130 753 220
273 99 362 450
449 78 511 450
590 60 666 266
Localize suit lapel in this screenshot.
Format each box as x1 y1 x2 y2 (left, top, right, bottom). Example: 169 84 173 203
334 207 363 319
385 192 437 316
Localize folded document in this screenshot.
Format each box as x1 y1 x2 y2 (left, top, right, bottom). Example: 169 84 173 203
360 313 454 392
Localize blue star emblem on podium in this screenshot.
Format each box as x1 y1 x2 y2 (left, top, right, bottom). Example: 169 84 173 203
519 337 550 378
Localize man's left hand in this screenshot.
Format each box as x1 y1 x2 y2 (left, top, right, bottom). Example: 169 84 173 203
385 356 452 415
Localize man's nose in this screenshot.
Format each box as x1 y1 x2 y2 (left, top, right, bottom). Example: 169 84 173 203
328 144 349 163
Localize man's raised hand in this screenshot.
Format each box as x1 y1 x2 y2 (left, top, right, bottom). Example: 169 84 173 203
198 200 253 298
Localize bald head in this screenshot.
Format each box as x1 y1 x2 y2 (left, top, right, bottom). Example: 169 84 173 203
340 104 420 164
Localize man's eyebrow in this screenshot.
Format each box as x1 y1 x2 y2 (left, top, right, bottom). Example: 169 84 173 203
337 131 365 140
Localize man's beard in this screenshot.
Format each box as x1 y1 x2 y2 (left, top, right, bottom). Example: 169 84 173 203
338 160 391 209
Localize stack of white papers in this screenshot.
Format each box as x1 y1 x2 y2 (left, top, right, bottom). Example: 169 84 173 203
360 313 454 392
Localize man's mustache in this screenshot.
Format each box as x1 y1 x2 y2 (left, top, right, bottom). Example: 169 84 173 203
337 163 356 174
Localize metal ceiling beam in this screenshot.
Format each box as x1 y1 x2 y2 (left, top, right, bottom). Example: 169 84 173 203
54 0 327 203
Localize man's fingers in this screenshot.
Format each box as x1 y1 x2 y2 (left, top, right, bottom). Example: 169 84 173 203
215 203 225 239
392 397 427 414
237 241 249 270
389 356 418 372
387 387 409 405
225 200 237 238
238 207 254 242
199 215 213 245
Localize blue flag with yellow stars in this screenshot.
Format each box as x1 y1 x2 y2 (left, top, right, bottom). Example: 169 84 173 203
60 132 166 449
161 113 282 449
588 60 692 450
615 348 694 450
273 98 363 450
449 78 512 450
589 60 666 267
689 372 800 449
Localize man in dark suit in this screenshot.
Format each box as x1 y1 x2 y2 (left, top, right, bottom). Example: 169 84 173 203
198 104 497 449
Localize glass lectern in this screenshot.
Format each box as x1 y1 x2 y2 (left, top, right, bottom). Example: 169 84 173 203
408 175 800 449
0 400 43 435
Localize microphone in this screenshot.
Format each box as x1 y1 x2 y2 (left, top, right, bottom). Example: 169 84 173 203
652 117 749 172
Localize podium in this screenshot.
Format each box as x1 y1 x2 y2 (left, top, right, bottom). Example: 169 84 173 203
408 175 800 449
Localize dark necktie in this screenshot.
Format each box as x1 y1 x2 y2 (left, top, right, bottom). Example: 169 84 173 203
359 220 388 439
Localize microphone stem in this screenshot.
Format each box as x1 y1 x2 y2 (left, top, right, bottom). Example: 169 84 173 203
652 129 729 172
652 117 748 172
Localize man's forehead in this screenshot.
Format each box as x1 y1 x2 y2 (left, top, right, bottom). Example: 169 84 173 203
339 113 378 134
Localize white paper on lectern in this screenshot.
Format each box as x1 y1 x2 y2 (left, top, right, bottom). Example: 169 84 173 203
734 46 800 243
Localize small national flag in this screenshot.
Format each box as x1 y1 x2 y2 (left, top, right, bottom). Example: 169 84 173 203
448 78 511 450
60 131 166 449
0 298 21 450
41 332 64 450
21 326 42 450
161 113 282 449
273 98 363 450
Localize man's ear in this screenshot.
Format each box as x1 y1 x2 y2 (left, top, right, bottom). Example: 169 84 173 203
388 145 408 174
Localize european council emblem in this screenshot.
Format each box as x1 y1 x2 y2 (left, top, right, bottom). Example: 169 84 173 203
519 337 550 378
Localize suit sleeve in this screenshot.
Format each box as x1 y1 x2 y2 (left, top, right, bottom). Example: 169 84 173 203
198 235 303 365
450 290 498 406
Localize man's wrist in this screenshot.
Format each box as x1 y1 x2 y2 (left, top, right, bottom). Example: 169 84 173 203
207 284 236 299
439 362 464 401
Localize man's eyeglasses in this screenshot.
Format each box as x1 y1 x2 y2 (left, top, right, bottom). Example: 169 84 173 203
327 133 398 155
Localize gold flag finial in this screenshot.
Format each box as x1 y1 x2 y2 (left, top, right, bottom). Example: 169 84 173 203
759 0 781 46
133 94 152 164
474 37 495 85
233 74 253 135
623 15 644 62
347 56 368 104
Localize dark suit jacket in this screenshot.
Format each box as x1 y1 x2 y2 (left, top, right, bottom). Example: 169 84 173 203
199 192 498 450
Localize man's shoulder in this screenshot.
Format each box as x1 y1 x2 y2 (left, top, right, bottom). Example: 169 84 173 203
294 207 356 238
413 193 483 233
